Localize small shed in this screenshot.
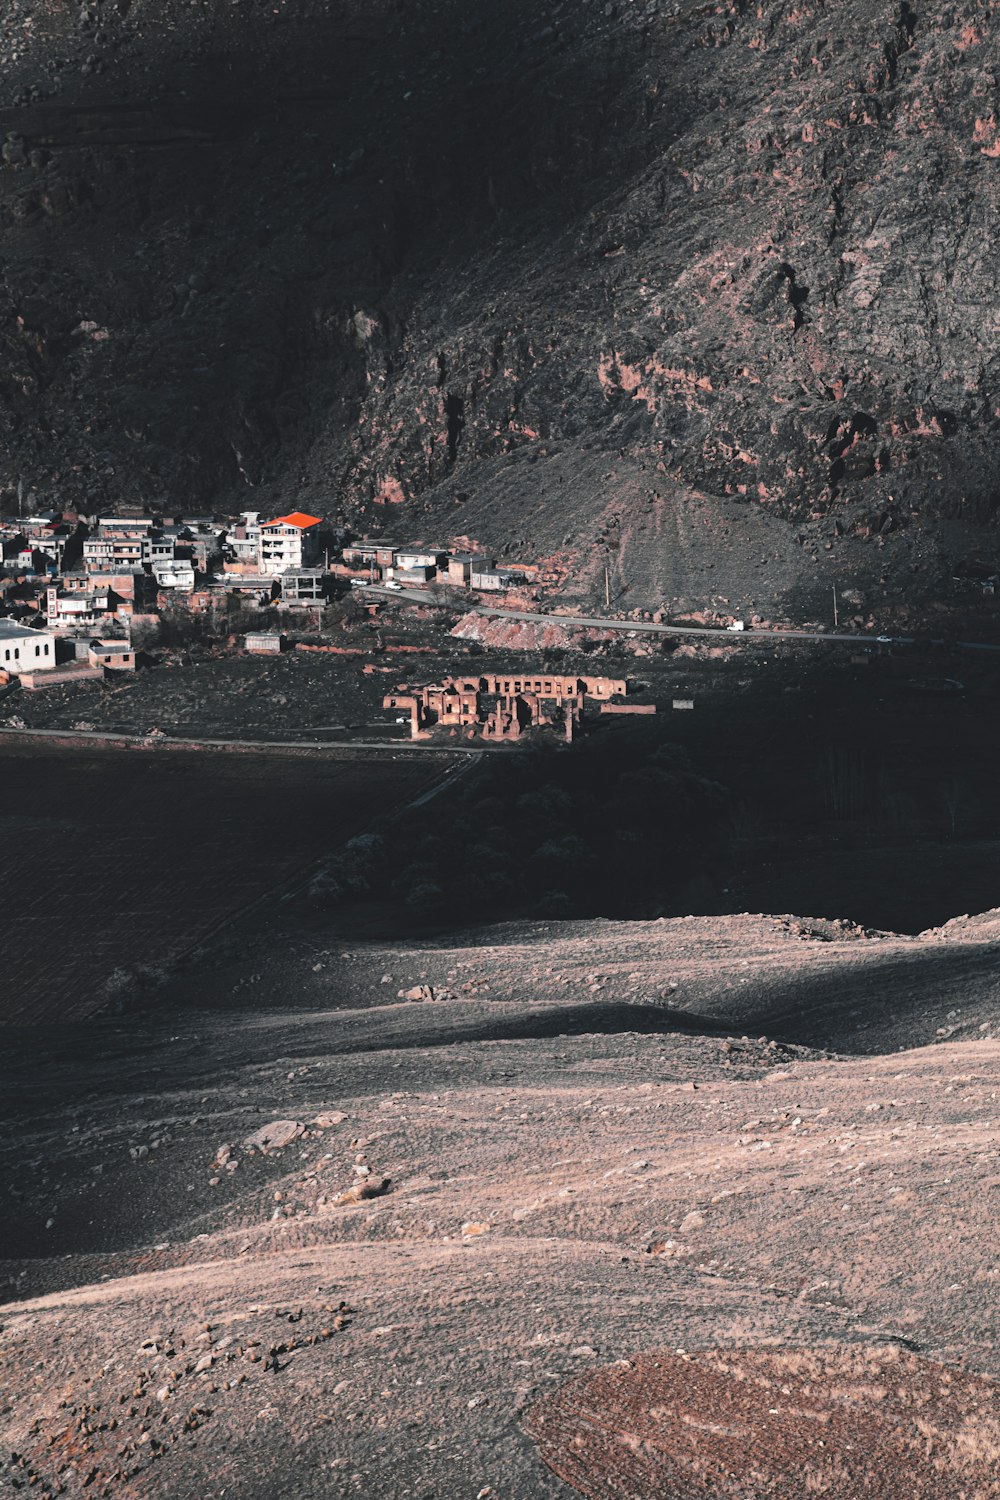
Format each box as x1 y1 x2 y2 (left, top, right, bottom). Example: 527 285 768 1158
245 631 284 655
87 640 137 672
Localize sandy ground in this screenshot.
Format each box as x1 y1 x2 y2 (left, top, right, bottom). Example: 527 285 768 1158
2 909 999 1497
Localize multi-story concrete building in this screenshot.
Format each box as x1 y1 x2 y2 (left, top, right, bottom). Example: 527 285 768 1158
227 512 261 564
258 513 323 575
280 568 326 604
97 517 155 539
84 534 145 571
46 586 115 630
146 533 176 567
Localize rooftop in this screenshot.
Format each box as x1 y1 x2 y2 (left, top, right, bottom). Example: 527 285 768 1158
0 619 51 640
262 511 322 530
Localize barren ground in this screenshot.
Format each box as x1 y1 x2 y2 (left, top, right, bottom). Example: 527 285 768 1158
2 908 998 1498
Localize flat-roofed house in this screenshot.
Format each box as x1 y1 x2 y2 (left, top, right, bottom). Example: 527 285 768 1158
87 639 137 671
342 539 398 573
447 553 492 585
393 546 444 575
470 564 505 590
152 559 196 591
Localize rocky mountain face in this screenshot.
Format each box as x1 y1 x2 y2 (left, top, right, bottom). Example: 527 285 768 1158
2 0 999 609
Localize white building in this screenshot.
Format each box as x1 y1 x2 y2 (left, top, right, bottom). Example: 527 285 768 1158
393 547 444 574
153 559 196 590
0 619 57 671
46 586 115 630
17 534 67 570
258 512 323 575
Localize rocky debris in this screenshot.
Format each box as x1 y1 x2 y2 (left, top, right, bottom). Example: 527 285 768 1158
242 1120 304 1154
401 978 446 1002
332 1174 391 1207
0 1300 355 1496
312 1111 347 1128
645 1239 686 1258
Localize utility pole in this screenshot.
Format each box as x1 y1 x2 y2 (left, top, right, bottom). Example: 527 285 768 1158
832 584 839 628
605 562 611 611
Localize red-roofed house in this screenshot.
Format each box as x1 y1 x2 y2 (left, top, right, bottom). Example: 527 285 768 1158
258 512 323 575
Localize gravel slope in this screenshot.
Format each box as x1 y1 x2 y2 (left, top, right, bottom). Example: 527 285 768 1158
2 910 999 1497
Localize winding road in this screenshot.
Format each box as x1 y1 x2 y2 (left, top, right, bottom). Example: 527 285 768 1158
359 584 1000 653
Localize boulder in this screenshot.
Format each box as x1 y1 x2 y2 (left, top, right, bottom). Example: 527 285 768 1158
242 1120 305 1153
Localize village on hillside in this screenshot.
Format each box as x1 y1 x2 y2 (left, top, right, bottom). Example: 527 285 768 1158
0 505 663 743
4 503 989 746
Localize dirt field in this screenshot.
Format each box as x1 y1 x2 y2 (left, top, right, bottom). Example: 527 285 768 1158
0 744 456 1026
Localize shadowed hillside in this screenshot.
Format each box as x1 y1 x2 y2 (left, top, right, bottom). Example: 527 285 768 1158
2 1 1000 618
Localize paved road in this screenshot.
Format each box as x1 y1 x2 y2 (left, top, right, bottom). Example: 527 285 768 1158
360 584 1000 653
359 584 905 646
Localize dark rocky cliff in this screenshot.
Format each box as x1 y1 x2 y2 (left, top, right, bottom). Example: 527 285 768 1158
2 0 999 612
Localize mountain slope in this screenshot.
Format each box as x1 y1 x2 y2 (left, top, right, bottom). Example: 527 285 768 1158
2 0 1000 616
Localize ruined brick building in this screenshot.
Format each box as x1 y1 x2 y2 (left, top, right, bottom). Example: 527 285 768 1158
384 673 652 742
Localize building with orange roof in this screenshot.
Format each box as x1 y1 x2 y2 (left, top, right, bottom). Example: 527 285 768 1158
258 511 324 576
